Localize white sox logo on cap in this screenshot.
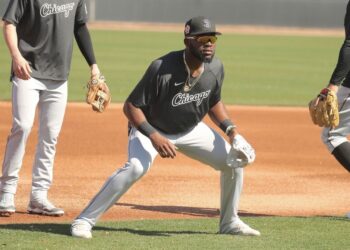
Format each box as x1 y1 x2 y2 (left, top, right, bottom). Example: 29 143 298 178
184 25 190 35
202 19 211 28
184 16 221 36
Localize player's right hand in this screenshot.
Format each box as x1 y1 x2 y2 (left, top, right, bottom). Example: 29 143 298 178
149 132 177 158
12 55 32 80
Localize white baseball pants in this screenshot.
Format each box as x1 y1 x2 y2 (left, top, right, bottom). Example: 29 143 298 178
0 77 67 199
76 122 244 233
322 85 350 152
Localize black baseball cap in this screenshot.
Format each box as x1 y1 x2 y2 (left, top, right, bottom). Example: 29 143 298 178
184 16 222 37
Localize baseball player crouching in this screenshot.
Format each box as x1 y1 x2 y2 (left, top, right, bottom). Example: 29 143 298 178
71 16 260 238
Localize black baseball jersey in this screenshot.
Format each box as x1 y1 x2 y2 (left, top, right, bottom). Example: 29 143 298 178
127 50 224 134
2 0 88 81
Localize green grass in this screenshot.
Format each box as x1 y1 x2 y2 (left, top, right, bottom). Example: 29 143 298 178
0 30 343 106
0 217 349 249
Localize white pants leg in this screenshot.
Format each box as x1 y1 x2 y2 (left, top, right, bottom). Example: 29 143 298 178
31 79 67 199
77 127 158 225
77 122 243 234
173 122 243 234
322 86 350 152
0 77 67 198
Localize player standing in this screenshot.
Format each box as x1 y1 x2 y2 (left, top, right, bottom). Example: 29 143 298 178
71 16 260 238
0 0 101 217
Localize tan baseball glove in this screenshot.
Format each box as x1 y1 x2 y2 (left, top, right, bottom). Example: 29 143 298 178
86 74 111 113
308 88 339 128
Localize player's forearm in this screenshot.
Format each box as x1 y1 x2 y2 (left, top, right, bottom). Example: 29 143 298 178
209 101 234 126
3 21 32 80
123 102 148 127
123 102 157 137
3 22 21 59
209 101 237 137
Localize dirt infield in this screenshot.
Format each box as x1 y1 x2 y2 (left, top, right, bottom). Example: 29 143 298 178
0 103 349 224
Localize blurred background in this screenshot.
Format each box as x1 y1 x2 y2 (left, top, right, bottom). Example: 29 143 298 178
0 0 347 29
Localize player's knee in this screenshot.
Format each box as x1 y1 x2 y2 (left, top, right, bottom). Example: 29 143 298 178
127 159 149 180
320 130 348 152
41 126 61 141
12 121 33 136
321 133 329 145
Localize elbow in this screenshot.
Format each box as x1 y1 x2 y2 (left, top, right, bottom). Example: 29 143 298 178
73 23 85 36
123 101 133 117
3 21 15 32
123 102 129 117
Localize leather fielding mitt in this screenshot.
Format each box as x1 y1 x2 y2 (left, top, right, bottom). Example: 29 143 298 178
308 88 339 128
226 134 256 168
86 74 111 113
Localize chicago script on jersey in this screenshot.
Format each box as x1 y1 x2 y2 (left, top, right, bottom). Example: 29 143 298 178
172 90 211 107
40 3 75 18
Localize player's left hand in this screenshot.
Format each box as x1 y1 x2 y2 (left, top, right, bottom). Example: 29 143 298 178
90 64 100 77
227 127 238 144
149 132 177 158
12 55 32 80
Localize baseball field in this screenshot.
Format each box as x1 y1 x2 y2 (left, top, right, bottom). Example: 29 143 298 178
0 23 349 249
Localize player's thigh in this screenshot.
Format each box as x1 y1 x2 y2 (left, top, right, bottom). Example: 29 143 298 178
38 80 68 131
176 122 230 170
128 127 158 174
331 86 350 134
12 77 41 127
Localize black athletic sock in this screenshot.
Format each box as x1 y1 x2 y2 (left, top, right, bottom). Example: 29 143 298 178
332 142 350 172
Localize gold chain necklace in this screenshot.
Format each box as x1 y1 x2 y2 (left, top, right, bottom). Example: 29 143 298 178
183 52 204 92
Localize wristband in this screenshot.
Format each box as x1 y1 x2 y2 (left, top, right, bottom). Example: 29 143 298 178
219 119 236 134
138 121 156 137
225 125 236 135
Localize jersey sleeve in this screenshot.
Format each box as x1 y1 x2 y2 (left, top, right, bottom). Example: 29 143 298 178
330 2 350 85
126 60 162 107
75 0 89 24
74 23 96 66
329 40 350 85
345 1 350 40
2 0 27 25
